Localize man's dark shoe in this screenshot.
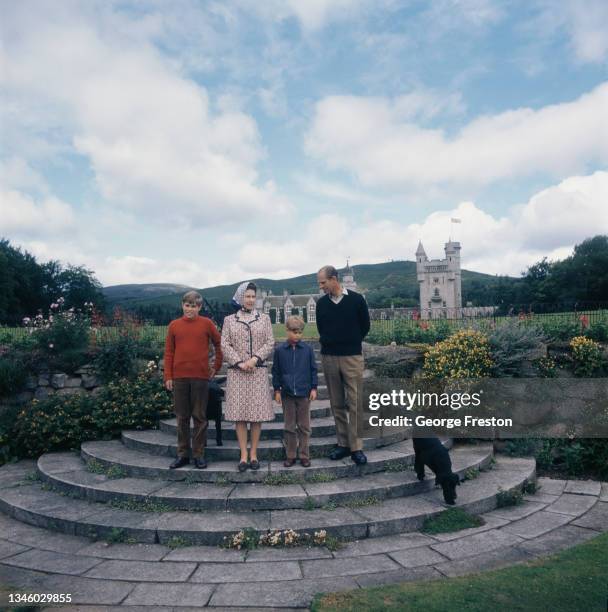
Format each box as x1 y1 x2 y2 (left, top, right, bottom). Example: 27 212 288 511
169 457 190 469
351 450 367 465
194 457 207 469
328 446 351 460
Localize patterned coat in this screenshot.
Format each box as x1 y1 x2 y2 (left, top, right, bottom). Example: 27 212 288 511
221 310 275 422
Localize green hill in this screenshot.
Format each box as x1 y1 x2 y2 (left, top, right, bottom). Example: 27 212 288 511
103 260 520 322
103 283 196 301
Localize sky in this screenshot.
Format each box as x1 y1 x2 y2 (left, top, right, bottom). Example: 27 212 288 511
1 0 608 288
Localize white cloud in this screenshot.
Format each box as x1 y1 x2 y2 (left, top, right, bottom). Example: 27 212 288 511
0 157 49 195
1 2 291 226
0 189 75 236
305 83 608 188
233 171 608 279
535 0 608 64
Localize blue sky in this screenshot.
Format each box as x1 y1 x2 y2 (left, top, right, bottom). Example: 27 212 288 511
1 0 607 288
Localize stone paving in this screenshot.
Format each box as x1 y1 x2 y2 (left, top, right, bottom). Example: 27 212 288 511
0 477 605 609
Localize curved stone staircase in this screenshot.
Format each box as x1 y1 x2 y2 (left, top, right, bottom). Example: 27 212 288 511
1 343 604 608
0 343 535 546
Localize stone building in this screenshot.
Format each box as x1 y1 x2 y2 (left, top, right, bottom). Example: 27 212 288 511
416 240 463 319
257 261 361 324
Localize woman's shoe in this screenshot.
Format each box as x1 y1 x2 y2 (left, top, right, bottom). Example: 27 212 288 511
238 461 248 472
249 459 260 471
283 458 296 467
300 458 311 468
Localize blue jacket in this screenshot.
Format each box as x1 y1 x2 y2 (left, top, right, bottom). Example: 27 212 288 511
272 341 318 397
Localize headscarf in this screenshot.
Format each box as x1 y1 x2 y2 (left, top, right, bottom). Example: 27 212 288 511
232 281 257 312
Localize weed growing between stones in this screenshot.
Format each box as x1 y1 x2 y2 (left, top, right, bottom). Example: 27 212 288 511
214 475 231 487
223 528 343 551
39 482 81 500
109 498 172 513
23 471 41 483
223 527 259 550
344 496 380 508
106 527 136 544
464 467 480 481
262 472 337 486
105 464 127 479
183 472 199 486
496 487 524 507
263 473 301 486
421 507 485 534
166 536 189 549
306 472 337 483
85 459 106 474
522 479 539 494
384 460 409 472
321 501 338 511
303 497 316 511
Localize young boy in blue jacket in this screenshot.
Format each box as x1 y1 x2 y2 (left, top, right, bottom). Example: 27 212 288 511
272 316 318 467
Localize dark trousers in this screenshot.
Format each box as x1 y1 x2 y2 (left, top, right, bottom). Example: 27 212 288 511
173 378 209 458
282 394 311 460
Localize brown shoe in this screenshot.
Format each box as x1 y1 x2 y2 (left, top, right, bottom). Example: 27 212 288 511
283 458 296 467
300 458 311 468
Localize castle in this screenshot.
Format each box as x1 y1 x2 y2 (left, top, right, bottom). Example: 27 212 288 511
416 240 462 319
257 262 360 324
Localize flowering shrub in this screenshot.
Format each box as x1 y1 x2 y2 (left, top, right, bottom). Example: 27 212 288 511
570 336 604 377
423 329 494 379
224 528 329 550
1 366 172 462
535 356 557 378
24 298 93 354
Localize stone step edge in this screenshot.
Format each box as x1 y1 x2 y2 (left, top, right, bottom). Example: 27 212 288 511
119 430 410 459
0 458 535 546
36 446 494 511
159 415 337 437
79 439 454 483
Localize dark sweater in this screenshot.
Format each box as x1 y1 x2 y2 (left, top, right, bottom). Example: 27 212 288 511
315 290 370 355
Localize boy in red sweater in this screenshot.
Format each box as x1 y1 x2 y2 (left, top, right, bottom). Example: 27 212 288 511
164 291 223 469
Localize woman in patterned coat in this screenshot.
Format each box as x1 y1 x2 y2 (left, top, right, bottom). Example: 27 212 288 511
221 282 275 471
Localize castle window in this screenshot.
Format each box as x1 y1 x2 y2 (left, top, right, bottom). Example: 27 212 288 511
433 277 439 283
434 288 440 297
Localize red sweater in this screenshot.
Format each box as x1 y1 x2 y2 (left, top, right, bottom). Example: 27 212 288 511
164 315 223 381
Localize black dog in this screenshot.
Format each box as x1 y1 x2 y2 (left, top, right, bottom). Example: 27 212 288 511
207 378 225 446
413 437 460 505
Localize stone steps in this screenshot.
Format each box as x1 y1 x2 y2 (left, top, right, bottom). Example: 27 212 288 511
160 416 338 440
0 455 535 545
36 446 493 511
80 438 433 483
119 429 408 461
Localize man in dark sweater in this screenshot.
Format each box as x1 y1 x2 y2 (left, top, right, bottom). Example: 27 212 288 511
316 265 370 465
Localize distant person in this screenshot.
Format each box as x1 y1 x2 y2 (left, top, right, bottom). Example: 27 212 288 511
272 316 318 468
164 291 223 469
221 282 275 472
316 265 370 465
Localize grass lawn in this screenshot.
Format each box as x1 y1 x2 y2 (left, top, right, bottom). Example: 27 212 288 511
312 531 608 612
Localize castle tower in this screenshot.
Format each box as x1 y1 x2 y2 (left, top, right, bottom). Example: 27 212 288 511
416 240 462 319
341 259 358 292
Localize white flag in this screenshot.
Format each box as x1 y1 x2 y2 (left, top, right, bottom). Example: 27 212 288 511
451 218 461 223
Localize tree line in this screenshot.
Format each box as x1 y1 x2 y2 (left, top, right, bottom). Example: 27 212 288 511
0 239 105 325
1 235 607 325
